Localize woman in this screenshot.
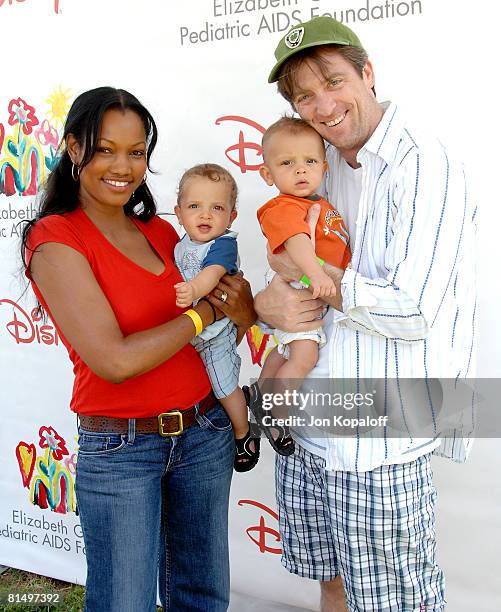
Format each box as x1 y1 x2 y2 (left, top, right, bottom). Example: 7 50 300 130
21 87 256 612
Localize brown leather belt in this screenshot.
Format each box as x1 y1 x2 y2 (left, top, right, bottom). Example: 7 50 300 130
78 391 217 437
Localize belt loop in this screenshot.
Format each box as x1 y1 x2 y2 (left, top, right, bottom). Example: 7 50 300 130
127 418 136 444
194 401 204 426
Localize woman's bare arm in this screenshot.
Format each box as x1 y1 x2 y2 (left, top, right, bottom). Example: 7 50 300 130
31 243 217 384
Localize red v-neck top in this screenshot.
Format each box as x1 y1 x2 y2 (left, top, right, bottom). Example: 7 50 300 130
26 208 210 417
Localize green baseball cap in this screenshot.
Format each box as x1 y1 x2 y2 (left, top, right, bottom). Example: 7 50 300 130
268 16 363 83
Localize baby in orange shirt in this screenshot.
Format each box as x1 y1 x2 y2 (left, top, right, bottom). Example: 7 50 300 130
246 117 351 452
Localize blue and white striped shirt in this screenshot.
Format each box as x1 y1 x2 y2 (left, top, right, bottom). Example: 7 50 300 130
297 102 477 471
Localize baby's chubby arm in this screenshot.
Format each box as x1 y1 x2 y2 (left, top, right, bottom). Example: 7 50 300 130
174 265 226 308
284 234 336 299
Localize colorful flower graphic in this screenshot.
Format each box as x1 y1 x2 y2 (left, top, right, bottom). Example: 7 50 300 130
1 89 72 196
64 453 78 475
39 426 69 461
7 97 39 135
15 425 77 514
35 119 59 148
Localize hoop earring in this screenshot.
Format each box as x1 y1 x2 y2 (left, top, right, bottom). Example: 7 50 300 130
71 163 80 182
141 173 147 185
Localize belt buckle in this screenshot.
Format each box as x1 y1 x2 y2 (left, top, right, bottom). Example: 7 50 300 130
158 411 183 436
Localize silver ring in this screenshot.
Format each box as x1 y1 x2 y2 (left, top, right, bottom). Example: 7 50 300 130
220 291 228 303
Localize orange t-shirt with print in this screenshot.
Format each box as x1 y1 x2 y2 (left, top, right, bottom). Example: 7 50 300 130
257 194 351 269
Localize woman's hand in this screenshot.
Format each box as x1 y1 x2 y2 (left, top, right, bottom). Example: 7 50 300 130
207 273 257 339
254 274 324 333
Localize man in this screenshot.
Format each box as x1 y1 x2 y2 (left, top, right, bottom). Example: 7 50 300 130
254 16 476 612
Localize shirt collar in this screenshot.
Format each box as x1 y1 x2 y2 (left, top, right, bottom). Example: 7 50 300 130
361 101 403 165
325 101 403 167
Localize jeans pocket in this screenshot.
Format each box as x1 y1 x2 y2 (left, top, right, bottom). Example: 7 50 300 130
77 432 126 456
198 404 233 432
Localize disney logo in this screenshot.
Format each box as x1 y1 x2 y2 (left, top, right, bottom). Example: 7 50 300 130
215 116 265 174
0 299 59 346
0 0 61 14
237 499 281 554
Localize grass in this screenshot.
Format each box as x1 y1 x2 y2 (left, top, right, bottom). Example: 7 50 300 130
0 568 84 611
0 568 163 611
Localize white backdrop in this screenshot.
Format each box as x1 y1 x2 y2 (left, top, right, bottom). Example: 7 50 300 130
1 1 500 610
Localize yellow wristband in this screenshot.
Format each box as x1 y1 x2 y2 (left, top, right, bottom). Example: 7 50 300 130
183 309 203 336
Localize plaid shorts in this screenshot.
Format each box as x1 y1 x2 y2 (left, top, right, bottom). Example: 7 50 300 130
275 447 445 611
192 323 240 399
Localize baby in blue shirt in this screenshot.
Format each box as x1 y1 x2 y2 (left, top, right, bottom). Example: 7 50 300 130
174 163 259 471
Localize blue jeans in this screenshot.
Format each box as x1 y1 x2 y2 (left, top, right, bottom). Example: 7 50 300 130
75 403 234 612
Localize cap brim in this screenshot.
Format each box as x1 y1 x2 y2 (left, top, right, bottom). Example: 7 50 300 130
268 38 357 83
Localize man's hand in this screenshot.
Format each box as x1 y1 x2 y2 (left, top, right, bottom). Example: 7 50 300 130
308 202 321 249
174 281 196 308
254 274 324 333
267 244 301 282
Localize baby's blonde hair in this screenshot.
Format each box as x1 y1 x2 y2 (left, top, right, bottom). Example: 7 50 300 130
177 163 238 209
